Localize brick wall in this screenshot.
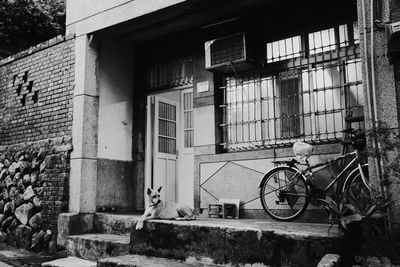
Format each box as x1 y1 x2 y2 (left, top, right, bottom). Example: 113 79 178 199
0 35 75 252
0 35 75 145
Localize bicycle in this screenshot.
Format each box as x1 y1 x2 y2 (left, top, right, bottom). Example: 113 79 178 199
259 130 373 221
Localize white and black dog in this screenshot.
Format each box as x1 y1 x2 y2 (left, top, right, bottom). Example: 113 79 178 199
135 186 195 230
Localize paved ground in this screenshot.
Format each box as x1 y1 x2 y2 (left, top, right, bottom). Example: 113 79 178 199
0 243 66 267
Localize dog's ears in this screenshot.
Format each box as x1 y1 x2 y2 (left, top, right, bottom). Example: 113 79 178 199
157 186 162 193
147 188 152 196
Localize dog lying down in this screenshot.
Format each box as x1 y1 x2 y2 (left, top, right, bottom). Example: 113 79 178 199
135 186 196 230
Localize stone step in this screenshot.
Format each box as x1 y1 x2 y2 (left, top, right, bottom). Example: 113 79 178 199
97 255 231 267
42 256 96 267
58 213 343 266
66 234 130 261
94 213 137 236
130 218 343 266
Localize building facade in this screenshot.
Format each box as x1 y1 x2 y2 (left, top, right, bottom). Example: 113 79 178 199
1 0 400 249
64 0 399 220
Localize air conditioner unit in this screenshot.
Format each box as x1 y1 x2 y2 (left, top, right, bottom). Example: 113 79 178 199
204 33 258 73
386 21 400 63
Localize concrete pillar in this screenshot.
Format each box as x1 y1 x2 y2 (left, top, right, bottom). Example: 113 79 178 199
192 56 217 213
69 34 99 213
357 0 400 224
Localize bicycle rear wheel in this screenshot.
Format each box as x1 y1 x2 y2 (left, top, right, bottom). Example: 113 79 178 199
344 165 373 214
260 166 309 221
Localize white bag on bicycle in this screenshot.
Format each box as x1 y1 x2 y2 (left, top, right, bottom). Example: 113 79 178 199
293 142 313 159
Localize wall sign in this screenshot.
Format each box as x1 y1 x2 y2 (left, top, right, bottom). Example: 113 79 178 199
197 81 209 93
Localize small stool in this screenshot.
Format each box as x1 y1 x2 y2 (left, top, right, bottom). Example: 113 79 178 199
208 203 223 218
208 202 237 219
222 203 236 219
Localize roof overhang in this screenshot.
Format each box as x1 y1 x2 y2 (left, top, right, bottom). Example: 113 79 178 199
95 0 279 42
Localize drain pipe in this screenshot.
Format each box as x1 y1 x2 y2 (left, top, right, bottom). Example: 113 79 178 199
361 0 373 125
361 0 382 191
369 0 382 178
370 0 378 124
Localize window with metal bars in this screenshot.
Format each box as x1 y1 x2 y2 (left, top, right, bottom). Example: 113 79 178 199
220 22 364 151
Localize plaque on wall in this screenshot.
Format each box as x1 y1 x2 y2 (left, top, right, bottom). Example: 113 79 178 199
197 81 209 93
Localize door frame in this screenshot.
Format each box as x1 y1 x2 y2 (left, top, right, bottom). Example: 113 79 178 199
144 85 192 202
177 87 194 205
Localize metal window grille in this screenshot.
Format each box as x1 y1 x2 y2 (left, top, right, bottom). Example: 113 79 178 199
220 23 364 151
266 35 302 63
147 57 193 90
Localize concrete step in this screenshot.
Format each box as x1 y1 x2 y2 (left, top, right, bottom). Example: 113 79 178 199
97 255 233 267
66 234 130 261
42 256 96 267
94 213 137 236
59 213 343 266
130 217 343 266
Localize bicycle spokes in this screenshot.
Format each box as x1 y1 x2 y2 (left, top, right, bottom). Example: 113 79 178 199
260 167 309 221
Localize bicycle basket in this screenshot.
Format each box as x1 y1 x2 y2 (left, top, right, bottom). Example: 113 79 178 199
312 160 341 191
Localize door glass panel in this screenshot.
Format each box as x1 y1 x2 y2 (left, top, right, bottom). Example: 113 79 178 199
158 101 176 154
183 92 194 148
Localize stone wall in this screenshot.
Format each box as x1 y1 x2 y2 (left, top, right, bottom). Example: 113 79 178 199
0 35 75 251
0 138 71 252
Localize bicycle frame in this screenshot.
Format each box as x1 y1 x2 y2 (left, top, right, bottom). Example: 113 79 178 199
259 134 372 221
284 150 371 197
307 151 359 194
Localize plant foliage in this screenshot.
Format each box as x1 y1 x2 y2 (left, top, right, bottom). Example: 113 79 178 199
318 123 400 263
367 121 400 187
0 0 65 57
321 124 400 232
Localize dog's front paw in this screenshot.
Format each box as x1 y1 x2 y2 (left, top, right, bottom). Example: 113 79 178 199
135 221 143 230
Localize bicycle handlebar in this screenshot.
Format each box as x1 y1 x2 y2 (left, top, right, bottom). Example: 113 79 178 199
342 128 366 149
343 128 365 139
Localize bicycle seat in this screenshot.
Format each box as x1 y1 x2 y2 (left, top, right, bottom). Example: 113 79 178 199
293 142 313 157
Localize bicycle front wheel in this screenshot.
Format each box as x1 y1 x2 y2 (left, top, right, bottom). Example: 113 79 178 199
260 166 309 221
